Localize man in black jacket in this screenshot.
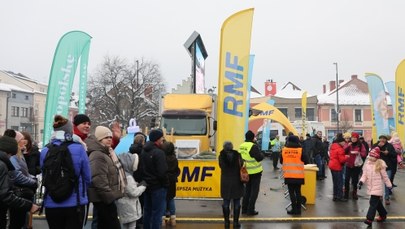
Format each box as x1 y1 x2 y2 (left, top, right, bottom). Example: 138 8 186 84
0 136 39 228
141 129 168 229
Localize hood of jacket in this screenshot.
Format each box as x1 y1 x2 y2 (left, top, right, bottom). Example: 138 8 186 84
143 141 157 153
85 135 110 156
117 153 137 174
129 143 143 155
0 151 15 171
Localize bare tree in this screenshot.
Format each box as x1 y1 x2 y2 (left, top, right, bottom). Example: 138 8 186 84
339 110 353 133
86 55 166 130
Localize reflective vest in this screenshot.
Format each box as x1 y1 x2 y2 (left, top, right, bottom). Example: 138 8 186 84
239 142 263 175
282 147 304 179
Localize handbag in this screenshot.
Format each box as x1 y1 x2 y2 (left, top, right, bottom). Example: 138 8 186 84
354 153 363 167
239 157 249 183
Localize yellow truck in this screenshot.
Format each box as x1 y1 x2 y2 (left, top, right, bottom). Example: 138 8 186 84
159 93 220 198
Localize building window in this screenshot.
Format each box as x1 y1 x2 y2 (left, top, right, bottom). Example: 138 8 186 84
354 109 362 122
25 95 29 100
295 108 302 119
21 107 29 117
279 108 288 118
12 93 16 98
331 108 338 122
307 108 315 121
11 106 19 117
11 126 19 131
295 108 315 121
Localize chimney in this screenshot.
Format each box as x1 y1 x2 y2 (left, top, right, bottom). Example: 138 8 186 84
329 80 336 91
323 84 326 93
339 80 344 85
351 75 358 80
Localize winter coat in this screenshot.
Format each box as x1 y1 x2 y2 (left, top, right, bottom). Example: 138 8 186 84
116 153 146 224
129 142 144 183
344 142 367 168
86 135 123 204
328 143 347 171
140 141 168 191
40 138 91 208
9 155 37 188
0 151 32 211
23 145 41 176
166 154 180 201
219 149 244 199
373 142 397 171
360 159 392 196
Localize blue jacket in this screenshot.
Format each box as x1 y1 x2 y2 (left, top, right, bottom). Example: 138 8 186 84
40 139 91 208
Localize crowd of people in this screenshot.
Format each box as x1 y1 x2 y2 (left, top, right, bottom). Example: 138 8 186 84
0 114 179 229
219 129 403 228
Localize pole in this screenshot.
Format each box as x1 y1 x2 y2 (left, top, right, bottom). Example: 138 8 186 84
333 62 340 133
136 60 139 88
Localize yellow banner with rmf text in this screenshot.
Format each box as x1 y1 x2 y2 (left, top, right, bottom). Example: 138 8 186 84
395 60 405 144
176 160 221 198
216 8 254 153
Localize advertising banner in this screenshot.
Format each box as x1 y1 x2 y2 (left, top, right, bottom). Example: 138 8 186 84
43 31 92 144
176 160 220 198
216 8 254 153
385 81 396 131
395 60 405 142
365 73 390 137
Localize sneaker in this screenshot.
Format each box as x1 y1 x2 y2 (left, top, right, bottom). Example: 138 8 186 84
364 219 372 226
385 199 390 205
376 216 386 222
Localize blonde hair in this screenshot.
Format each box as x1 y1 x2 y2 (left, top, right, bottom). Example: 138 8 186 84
374 159 385 172
343 132 351 139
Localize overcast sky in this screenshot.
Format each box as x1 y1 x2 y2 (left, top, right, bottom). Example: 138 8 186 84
1 0 405 95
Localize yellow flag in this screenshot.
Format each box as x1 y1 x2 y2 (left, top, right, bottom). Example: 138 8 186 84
302 91 307 137
395 60 405 142
216 8 254 153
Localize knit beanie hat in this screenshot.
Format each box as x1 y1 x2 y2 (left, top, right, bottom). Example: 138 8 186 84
245 130 255 141
335 135 345 143
95 126 113 141
369 147 381 159
53 115 73 134
149 129 164 142
15 131 24 142
223 141 233 151
351 132 359 139
73 114 91 126
0 136 18 155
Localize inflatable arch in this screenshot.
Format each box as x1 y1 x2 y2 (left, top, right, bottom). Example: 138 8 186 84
249 102 298 136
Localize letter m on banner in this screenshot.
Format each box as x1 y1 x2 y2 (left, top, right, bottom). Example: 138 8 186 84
43 31 92 145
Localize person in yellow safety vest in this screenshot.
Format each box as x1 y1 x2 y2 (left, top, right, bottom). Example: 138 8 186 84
280 135 309 215
270 135 282 170
239 130 265 216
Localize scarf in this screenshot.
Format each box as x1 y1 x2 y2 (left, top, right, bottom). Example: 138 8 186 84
109 147 127 193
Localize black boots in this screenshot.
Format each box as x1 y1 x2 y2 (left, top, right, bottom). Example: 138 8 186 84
233 206 241 228
222 206 230 228
287 204 302 215
353 189 358 200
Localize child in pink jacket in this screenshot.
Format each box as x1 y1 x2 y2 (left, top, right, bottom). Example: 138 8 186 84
359 147 392 226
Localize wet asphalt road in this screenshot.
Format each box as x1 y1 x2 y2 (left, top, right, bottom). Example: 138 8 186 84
33 156 405 228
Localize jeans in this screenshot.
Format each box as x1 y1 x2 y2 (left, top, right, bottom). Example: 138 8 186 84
272 151 280 169
91 205 98 229
223 198 241 209
287 183 302 207
165 198 176 216
314 154 324 178
384 170 392 200
143 187 167 229
242 172 262 214
331 170 343 199
366 195 387 221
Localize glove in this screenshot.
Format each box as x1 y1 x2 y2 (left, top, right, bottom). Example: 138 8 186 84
358 181 363 190
138 185 146 194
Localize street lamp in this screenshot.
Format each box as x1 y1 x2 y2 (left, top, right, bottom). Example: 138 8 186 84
333 62 340 134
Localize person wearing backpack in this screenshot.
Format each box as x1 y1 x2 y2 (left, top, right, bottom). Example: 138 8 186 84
40 115 91 229
86 126 126 229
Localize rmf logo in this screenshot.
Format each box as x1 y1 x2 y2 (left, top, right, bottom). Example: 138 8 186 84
180 166 215 182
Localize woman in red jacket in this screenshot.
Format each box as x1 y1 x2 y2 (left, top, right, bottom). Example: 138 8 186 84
328 134 349 202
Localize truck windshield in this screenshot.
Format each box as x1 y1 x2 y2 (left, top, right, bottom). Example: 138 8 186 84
161 115 207 135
